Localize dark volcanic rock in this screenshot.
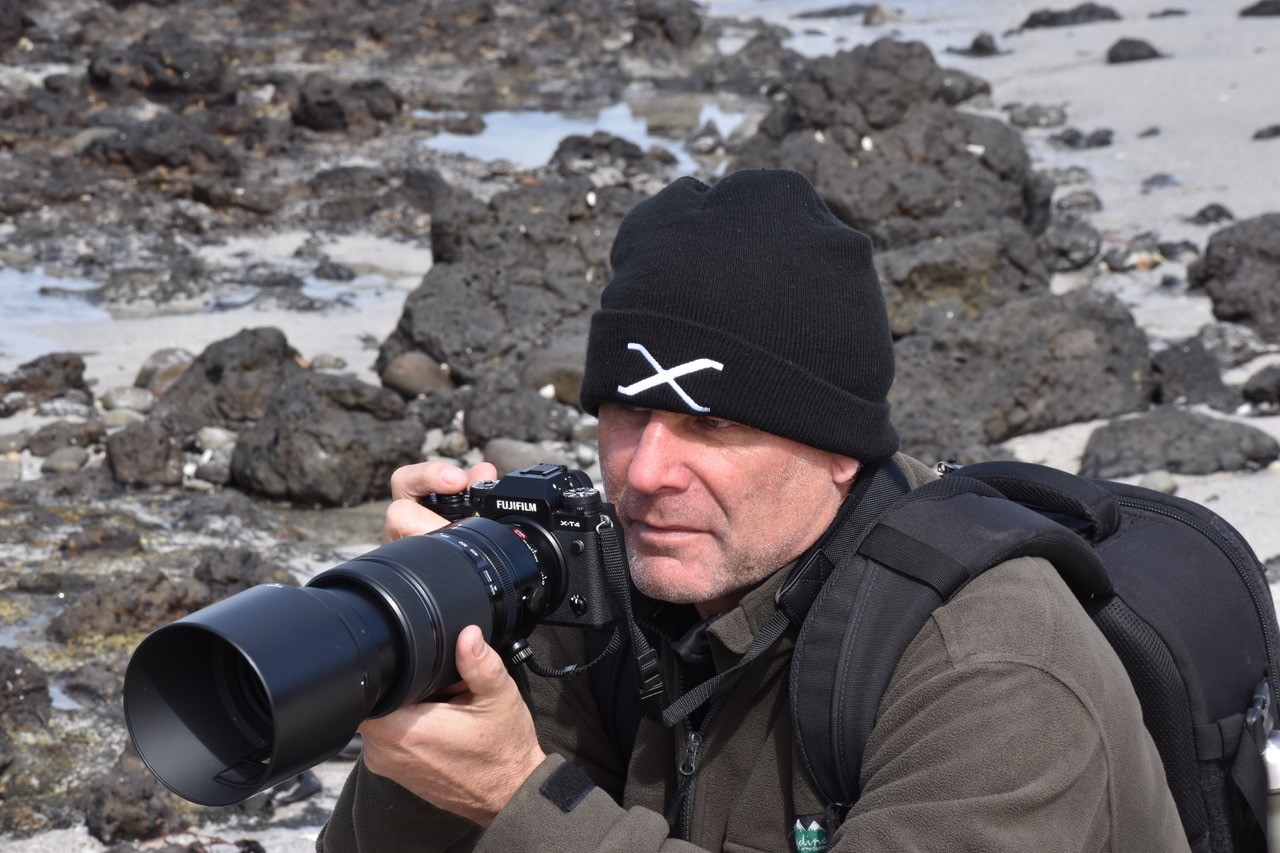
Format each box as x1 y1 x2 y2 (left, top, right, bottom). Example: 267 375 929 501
733 38 1052 253
27 418 107 456
1106 38 1163 64
230 372 425 506
86 22 231 109
105 415 186 487
0 353 91 417
1079 408 1280 478
1187 213 1280 342
463 373 579 446
874 222 1050 337
1152 337 1240 411
1241 1 1280 15
379 172 646 387
892 290 1155 464
1021 3 1122 28
151 327 306 433
1243 364 1280 406
1037 216 1103 272
79 112 241 177
292 73 403 134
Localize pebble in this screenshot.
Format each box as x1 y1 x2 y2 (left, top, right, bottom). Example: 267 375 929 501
1138 469 1178 494
41 446 89 474
100 386 155 413
195 426 237 452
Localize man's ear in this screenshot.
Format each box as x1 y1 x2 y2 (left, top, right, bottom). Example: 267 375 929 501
831 455 861 490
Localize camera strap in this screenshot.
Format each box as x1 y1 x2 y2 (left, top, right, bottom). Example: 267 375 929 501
522 513 668 720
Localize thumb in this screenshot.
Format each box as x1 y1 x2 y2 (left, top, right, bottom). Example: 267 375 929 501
455 625 510 698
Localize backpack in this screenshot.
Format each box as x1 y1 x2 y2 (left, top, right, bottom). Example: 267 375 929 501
587 458 1279 853
790 459 1278 853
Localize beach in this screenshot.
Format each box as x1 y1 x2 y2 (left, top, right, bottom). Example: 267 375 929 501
2 1 1279 849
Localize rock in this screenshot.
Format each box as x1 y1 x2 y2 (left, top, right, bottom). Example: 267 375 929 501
195 425 236 451
292 73 402 134
463 373 579 447
40 446 90 474
193 444 234 484
0 353 90 416
874 223 1050 337
733 38 1053 250
1007 103 1068 129
152 327 306 434
1198 321 1276 368
1138 469 1177 494
379 174 641 387
482 438 577 476
1079 408 1280 478
1241 0 1280 15
230 372 425 506
83 746 183 844
1187 213 1280 342
1151 337 1239 411
101 385 155 413
134 347 195 395
1243 364 1280 406
80 112 240 177
105 416 186 487
87 21 231 108
1049 126 1114 149
1106 38 1163 64
892 290 1155 463
28 419 107 456
1021 3 1121 28
1055 189 1103 216
938 67 992 106
521 335 590 407
1038 217 1102 272
380 350 453 398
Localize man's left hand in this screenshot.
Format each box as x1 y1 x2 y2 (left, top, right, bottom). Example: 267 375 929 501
358 624 548 826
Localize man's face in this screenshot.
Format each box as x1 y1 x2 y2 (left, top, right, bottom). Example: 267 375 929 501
597 403 859 617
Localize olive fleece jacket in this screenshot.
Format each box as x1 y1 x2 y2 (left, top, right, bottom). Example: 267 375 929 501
317 455 1190 853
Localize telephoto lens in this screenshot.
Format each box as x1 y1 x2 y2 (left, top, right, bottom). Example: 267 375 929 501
123 515 563 807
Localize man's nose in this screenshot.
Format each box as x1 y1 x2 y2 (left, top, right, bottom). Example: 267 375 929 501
626 415 692 494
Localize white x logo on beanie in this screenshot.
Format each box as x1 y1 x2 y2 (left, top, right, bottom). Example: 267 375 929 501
616 342 724 413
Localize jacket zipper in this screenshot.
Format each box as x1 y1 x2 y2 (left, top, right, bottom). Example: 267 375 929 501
674 693 727 840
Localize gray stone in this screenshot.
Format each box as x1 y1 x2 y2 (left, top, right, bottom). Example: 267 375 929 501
101 386 155 413
41 446 89 474
134 347 195 395
195 426 236 452
482 438 575 476
381 350 452 398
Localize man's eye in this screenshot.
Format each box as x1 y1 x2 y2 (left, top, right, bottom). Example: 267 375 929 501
699 417 734 430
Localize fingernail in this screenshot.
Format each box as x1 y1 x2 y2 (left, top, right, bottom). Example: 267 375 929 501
443 467 466 487
471 632 487 659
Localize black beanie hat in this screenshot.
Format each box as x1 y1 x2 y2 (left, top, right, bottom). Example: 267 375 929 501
580 169 899 462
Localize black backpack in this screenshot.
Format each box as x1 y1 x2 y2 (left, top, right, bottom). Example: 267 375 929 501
790 459 1278 853
588 458 1279 852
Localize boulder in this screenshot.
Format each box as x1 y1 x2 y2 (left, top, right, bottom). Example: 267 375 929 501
892 290 1155 463
1079 408 1280 478
230 372 425 506
1188 213 1280 342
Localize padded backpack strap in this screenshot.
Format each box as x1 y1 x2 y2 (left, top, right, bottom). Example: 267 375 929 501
791 474 1113 824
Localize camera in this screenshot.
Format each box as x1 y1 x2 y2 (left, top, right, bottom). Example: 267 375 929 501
122 464 622 807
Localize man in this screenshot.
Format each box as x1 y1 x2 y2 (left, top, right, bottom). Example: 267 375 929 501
317 170 1189 851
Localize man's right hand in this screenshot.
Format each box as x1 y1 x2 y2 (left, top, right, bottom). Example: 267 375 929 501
383 460 500 543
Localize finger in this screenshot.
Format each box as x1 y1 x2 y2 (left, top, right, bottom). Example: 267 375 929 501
466 462 499 485
453 625 511 702
389 461 469 502
382 497 452 543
